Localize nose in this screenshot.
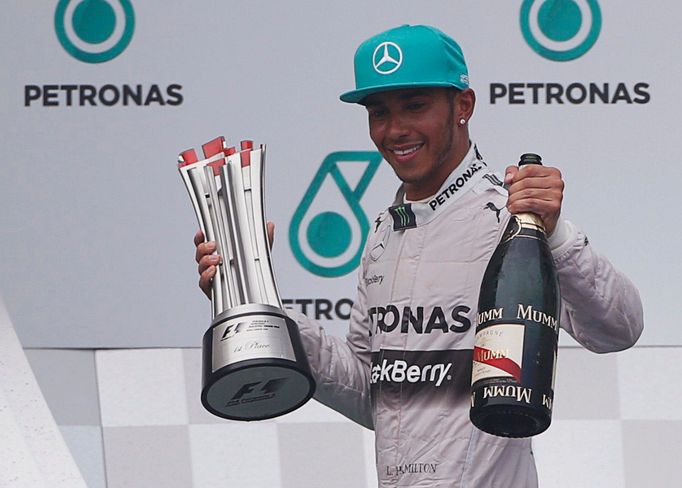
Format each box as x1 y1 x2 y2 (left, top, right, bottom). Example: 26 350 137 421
385 113 410 140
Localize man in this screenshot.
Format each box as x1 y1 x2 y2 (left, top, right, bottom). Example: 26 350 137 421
195 25 643 487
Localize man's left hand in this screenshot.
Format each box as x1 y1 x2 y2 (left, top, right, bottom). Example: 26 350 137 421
504 164 564 235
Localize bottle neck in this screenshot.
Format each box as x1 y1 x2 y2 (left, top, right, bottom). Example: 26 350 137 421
515 212 546 234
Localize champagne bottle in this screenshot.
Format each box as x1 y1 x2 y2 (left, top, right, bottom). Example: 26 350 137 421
469 153 560 438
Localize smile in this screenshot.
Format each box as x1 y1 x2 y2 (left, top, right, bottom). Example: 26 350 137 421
390 143 423 157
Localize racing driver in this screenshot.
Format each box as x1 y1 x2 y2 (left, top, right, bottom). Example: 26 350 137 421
194 24 644 488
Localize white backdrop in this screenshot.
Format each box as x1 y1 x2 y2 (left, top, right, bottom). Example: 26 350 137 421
1 0 678 348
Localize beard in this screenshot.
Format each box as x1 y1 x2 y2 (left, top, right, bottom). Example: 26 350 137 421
432 102 456 173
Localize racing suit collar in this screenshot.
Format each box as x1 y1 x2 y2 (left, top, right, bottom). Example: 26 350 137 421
388 143 487 231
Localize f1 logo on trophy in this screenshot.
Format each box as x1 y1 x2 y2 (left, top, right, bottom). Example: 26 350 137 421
177 136 315 420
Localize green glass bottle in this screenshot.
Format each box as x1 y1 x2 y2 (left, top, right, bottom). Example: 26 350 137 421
470 153 560 438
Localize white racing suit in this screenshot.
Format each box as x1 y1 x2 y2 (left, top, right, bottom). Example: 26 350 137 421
288 144 643 488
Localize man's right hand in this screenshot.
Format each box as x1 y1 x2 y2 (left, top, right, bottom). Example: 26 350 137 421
194 222 275 300
195 230 220 299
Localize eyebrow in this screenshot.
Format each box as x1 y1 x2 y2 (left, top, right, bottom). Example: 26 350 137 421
397 89 429 100
363 89 430 107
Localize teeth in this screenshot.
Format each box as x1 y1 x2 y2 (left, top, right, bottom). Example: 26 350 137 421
393 145 421 156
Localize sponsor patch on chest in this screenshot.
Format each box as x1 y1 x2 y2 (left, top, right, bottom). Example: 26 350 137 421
371 358 452 387
369 304 472 335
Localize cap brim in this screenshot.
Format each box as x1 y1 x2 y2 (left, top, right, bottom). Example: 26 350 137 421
339 81 465 104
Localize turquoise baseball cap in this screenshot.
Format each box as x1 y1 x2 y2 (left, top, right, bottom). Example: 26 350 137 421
340 24 469 104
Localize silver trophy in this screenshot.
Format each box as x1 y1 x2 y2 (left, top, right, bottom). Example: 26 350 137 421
178 136 315 420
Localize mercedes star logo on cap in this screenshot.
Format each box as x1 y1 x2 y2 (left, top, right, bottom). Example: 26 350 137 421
372 42 403 75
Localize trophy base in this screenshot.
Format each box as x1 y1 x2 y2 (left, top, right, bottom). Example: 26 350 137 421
201 304 315 421
202 358 314 421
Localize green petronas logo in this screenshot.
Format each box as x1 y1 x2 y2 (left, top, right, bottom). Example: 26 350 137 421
55 0 135 63
520 0 602 62
289 152 382 278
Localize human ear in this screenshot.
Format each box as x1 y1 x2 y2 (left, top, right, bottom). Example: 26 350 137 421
456 88 476 123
